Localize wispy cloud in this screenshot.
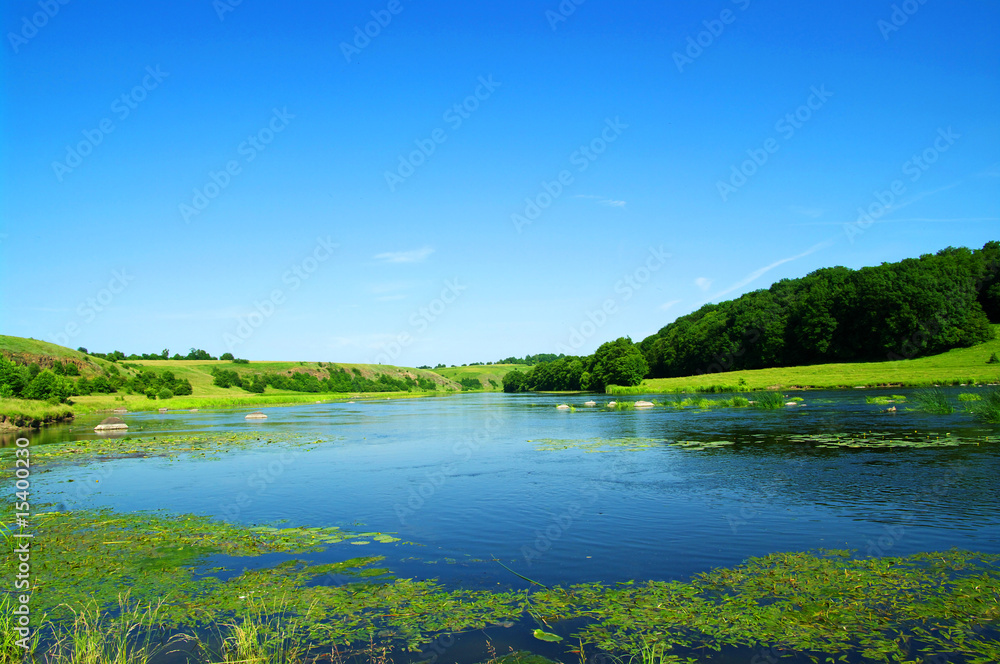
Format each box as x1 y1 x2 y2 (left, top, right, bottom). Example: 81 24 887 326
374 246 434 264
660 299 682 311
788 205 824 218
793 216 999 226
376 294 406 302
576 194 627 208
695 277 713 291
702 240 833 304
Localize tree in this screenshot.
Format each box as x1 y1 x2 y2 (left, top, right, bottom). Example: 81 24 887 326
502 370 530 393
220 352 235 361
591 337 649 389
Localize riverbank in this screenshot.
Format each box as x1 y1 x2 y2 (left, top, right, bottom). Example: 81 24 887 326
0 390 447 430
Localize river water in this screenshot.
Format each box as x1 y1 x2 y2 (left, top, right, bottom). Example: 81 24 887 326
17 388 1000 590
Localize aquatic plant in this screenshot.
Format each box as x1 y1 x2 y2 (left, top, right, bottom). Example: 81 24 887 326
911 388 954 414
969 387 1000 423
866 395 907 404
958 392 982 401
749 391 785 409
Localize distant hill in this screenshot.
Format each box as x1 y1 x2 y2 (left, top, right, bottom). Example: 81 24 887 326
429 364 527 390
0 335 116 376
640 242 1000 378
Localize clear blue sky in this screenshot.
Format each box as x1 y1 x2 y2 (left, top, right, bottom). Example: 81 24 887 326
2 0 998 364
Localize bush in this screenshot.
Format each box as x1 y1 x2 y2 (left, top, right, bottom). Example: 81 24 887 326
220 352 235 361
145 389 157 399
233 358 250 364
969 388 1000 423
158 388 174 400
988 352 999 364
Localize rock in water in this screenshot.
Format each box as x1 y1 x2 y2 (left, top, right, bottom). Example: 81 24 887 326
94 416 128 432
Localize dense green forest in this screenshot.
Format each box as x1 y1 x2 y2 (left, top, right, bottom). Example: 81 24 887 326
0 356 193 402
503 242 999 392
639 242 999 378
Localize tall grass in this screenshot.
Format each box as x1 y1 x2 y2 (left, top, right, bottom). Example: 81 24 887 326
750 391 785 409
969 388 1000 423
0 398 74 427
911 387 954 414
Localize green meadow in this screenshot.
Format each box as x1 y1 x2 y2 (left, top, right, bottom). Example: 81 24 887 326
609 325 1000 394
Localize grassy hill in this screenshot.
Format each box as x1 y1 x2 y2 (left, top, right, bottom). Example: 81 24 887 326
609 325 1000 394
0 335 116 376
429 364 526 390
0 336 463 426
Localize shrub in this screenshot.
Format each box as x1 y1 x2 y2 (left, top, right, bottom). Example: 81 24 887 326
221 352 235 361
158 388 174 400
988 352 999 364
233 358 250 364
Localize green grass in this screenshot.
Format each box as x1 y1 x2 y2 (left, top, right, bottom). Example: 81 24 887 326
0 397 74 428
866 395 907 404
968 387 1000 423
910 387 955 414
429 364 526 390
611 324 1000 394
749 391 786 409
0 335 115 376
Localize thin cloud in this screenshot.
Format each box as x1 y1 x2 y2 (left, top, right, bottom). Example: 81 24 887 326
576 194 626 208
702 240 833 304
374 247 434 264
695 277 713 291
788 205 825 218
792 216 999 226
376 294 406 302
660 299 682 311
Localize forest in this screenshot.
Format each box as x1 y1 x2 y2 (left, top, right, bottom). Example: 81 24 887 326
504 243 1000 391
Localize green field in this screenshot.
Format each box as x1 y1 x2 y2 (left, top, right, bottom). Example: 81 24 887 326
0 336 468 426
429 363 526 390
610 325 1000 394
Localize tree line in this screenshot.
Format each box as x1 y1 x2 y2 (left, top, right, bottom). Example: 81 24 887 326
211 366 441 394
502 337 648 392
638 243 1000 378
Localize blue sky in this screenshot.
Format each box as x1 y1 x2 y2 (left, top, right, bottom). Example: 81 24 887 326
2 0 998 365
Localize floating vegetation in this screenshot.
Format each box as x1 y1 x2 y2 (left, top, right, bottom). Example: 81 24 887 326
668 440 736 451
866 395 908 405
911 387 954 414
530 437 663 453
0 433 330 475
2 498 999 664
958 392 982 401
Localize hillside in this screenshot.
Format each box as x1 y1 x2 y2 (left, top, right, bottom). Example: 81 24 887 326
0 336 463 426
610 324 1000 393
0 335 116 376
429 364 526 390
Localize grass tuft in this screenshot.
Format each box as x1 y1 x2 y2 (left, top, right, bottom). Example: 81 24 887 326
969 387 1000 423
750 391 785 409
910 387 954 415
